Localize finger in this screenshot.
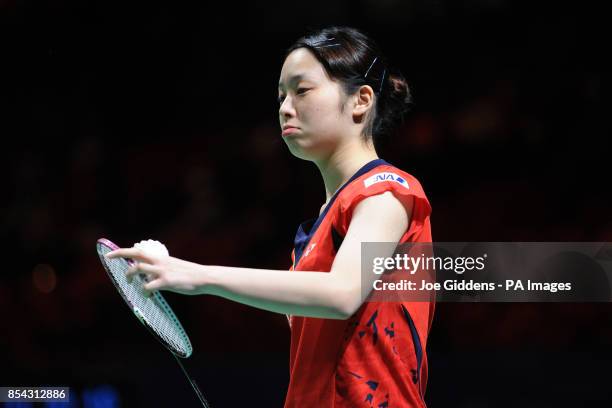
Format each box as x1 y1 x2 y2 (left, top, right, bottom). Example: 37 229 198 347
106 247 153 263
143 279 167 296
126 263 159 281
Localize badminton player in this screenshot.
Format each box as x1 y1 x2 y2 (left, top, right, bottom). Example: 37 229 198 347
107 26 434 407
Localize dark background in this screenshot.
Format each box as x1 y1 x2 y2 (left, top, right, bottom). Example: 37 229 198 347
2 0 611 406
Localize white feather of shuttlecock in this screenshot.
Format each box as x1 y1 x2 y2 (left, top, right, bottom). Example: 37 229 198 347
133 239 169 258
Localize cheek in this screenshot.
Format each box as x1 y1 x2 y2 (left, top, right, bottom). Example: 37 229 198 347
303 93 344 126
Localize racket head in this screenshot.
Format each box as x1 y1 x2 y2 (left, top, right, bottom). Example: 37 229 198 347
96 238 193 358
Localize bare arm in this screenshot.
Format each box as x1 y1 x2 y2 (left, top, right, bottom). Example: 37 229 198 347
106 191 412 319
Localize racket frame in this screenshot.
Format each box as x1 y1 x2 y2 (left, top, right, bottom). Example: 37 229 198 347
96 237 192 358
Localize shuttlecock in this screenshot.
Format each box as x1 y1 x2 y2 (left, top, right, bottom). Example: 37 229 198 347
133 239 169 258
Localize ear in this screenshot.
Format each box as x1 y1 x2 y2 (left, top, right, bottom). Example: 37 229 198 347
352 85 375 121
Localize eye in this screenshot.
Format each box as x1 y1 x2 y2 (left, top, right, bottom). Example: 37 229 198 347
277 94 286 104
296 87 309 95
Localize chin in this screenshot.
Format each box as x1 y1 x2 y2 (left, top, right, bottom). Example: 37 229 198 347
284 140 327 163
284 131 337 162
286 143 316 161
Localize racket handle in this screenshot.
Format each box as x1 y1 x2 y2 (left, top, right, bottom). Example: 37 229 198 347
173 354 211 408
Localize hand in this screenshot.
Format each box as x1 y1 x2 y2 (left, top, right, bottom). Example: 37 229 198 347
105 247 205 296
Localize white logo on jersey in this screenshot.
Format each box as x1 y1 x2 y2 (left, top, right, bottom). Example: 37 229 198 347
363 172 410 189
304 243 317 257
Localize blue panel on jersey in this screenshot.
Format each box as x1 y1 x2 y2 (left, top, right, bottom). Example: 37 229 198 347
292 159 389 266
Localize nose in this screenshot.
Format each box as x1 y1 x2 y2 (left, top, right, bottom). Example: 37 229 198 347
279 95 295 121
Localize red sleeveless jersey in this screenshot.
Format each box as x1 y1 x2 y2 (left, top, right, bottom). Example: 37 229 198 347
285 159 434 408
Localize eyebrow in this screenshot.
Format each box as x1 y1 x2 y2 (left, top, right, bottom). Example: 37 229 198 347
278 74 309 89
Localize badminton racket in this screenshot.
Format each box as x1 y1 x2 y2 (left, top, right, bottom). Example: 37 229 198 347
96 237 211 407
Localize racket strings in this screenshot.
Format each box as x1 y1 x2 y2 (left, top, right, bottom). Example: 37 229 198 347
97 243 193 357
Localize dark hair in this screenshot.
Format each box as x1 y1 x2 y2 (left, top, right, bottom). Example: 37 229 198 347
285 26 412 143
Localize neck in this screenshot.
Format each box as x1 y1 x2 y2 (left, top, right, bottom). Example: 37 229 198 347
314 137 379 202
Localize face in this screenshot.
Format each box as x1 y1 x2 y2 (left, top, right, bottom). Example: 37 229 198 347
278 48 353 161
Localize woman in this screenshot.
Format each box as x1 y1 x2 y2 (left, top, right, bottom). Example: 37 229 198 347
107 26 434 407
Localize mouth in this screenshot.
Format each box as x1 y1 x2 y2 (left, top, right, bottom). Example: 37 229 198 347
281 126 300 137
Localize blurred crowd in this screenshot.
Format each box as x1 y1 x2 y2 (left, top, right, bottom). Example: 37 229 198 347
1 0 610 405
